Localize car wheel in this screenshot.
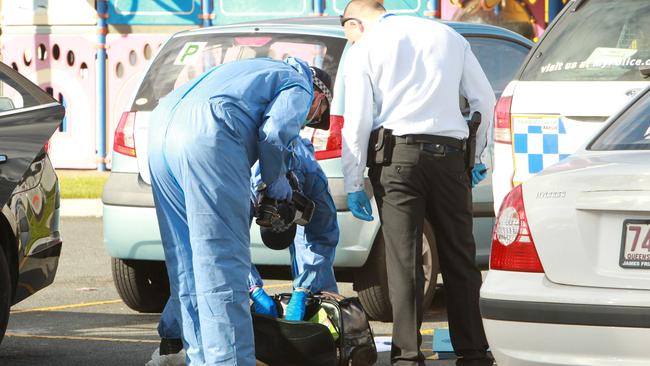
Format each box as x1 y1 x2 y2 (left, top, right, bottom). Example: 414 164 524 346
112 258 169 313
354 221 439 322
0 248 12 345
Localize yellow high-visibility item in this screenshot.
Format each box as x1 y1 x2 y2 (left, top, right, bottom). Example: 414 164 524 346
308 308 339 341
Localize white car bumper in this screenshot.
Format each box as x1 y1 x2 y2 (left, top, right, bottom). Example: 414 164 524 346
480 270 650 366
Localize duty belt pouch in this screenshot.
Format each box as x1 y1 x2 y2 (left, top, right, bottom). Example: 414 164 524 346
367 127 394 167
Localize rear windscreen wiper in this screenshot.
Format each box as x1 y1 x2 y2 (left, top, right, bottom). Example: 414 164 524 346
571 0 589 12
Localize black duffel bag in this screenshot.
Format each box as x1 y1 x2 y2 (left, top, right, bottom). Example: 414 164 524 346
252 292 377 366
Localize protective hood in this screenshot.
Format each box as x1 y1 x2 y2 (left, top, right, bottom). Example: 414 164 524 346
306 66 332 131
284 57 331 131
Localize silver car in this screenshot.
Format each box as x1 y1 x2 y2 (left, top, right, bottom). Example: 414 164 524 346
102 17 532 320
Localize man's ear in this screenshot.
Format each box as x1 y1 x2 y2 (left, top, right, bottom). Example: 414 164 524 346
312 91 323 105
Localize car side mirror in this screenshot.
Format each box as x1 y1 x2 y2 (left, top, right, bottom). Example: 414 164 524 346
641 66 650 79
0 97 15 112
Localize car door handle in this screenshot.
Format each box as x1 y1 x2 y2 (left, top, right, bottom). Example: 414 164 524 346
0 155 7 164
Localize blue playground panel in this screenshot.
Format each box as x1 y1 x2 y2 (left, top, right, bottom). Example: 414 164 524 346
215 0 313 24
324 0 430 16
108 0 202 25
107 0 433 26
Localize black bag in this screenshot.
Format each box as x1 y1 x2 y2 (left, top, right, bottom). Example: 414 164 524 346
252 293 378 366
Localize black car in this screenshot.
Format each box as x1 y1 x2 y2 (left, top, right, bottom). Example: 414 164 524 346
0 61 65 344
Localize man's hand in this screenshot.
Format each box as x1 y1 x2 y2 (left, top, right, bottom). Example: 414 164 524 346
347 191 374 221
266 176 293 201
250 287 278 317
284 289 309 321
471 163 488 188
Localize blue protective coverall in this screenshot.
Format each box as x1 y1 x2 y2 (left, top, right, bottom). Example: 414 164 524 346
248 137 339 293
148 57 314 365
158 138 340 338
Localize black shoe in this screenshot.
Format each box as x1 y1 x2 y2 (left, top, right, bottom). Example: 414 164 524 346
159 338 183 355
456 351 494 366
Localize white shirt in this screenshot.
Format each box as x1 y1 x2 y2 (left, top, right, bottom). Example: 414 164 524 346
342 14 496 193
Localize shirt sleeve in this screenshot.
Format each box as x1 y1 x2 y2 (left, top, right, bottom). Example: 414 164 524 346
459 41 496 165
342 47 374 193
258 82 312 185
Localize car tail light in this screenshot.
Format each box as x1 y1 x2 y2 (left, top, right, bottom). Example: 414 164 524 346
490 184 544 273
493 95 512 144
114 111 137 157
314 115 343 160
43 142 50 154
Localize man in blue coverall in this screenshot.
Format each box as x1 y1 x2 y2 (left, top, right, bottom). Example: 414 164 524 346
148 57 332 365
153 137 340 365
248 136 339 322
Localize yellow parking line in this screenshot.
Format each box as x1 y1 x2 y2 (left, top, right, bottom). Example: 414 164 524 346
4 332 158 344
262 282 293 289
10 299 123 314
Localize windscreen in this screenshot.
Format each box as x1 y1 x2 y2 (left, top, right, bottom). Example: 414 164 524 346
521 0 650 82
590 89 650 151
132 32 345 111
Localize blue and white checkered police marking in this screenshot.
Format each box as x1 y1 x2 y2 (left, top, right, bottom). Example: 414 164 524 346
512 116 571 182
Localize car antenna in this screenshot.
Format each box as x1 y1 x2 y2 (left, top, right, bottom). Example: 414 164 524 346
641 66 650 79
571 0 589 12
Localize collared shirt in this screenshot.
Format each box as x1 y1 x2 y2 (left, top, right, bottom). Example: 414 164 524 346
341 14 496 193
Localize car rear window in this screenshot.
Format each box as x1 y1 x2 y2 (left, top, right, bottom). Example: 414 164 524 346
590 89 650 150
521 0 650 82
466 36 530 98
132 32 346 111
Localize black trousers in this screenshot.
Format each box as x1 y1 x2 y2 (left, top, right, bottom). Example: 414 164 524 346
368 142 489 366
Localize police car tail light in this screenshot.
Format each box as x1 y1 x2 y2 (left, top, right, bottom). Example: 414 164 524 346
314 115 343 160
114 111 137 157
494 95 513 144
490 184 544 273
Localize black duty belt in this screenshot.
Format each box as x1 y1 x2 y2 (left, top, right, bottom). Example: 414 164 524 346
394 134 466 151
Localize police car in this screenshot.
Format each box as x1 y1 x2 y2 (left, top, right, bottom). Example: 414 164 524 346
482 85 650 366
492 0 650 213
102 16 532 320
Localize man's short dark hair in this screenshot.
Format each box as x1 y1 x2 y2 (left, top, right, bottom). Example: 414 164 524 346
344 0 386 17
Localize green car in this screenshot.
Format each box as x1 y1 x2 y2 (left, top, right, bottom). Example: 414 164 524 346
102 16 532 321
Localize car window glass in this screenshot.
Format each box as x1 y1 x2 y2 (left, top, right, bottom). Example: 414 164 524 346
0 81 23 111
521 0 650 82
135 33 345 112
590 90 650 150
0 63 54 113
467 36 530 98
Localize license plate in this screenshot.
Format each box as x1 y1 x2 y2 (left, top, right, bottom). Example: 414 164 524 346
619 220 650 269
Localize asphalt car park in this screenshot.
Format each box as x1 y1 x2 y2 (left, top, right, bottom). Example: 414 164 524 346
8 3 650 365
0 217 483 365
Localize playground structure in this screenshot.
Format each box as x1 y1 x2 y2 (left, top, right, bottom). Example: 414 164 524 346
0 0 567 170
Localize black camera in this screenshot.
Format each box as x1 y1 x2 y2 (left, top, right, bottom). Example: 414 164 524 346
254 172 315 250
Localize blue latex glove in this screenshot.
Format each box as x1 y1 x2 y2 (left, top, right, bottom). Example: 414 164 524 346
471 163 488 188
347 191 373 221
250 287 278 317
284 289 308 321
265 176 293 201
